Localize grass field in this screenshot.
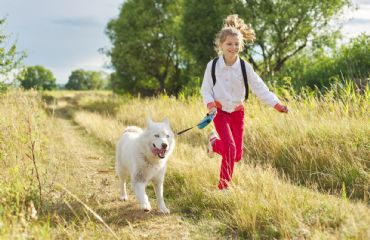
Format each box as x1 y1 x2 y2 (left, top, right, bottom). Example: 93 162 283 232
0 88 369 239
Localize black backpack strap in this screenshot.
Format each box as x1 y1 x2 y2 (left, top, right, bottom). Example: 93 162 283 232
240 59 249 101
211 57 219 86
212 57 249 101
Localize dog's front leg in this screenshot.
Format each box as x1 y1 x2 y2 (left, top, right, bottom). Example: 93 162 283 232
119 181 128 201
153 174 170 214
133 182 151 212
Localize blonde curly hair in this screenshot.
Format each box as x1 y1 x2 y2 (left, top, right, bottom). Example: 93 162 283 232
214 14 256 55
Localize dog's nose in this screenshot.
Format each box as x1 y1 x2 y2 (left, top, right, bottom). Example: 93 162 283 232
161 143 168 149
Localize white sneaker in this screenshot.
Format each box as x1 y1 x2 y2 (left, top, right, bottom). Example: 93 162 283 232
207 131 218 158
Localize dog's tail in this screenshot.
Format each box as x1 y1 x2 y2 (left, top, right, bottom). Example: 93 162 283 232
123 126 142 134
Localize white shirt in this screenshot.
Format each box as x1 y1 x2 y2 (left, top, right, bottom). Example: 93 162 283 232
200 56 280 113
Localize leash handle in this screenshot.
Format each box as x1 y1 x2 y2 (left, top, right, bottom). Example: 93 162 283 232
197 111 216 129
177 112 216 136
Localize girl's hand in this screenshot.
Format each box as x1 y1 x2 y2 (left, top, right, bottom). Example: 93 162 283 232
207 102 218 116
208 107 217 115
274 103 288 113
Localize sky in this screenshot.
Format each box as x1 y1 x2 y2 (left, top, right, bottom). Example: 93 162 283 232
1 0 370 84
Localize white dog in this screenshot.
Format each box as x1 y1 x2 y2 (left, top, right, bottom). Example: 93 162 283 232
115 117 175 213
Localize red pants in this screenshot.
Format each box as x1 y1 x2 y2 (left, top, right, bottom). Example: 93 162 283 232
213 109 244 189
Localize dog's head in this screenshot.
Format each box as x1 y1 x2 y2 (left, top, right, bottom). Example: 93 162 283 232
144 117 175 159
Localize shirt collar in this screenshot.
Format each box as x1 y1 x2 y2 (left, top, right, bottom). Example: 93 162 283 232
219 55 240 69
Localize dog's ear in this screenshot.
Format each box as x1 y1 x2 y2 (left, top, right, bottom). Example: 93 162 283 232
147 117 154 129
163 117 170 127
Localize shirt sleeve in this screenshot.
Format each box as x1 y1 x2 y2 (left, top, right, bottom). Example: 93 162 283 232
200 61 215 106
245 62 280 107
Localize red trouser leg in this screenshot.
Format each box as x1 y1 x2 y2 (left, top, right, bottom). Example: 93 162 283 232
212 109 244 189
230 110 244 162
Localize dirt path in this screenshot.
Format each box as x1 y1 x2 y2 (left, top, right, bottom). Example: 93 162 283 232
46 103 221 239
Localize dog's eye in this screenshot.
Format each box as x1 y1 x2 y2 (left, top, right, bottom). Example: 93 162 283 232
154 134 160 138
166 134 170 138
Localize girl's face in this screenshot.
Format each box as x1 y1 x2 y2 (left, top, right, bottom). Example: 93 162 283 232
220 35 240 59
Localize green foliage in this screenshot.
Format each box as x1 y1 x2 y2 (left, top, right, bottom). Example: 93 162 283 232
0 18 24 76
181 0 235 76
106 0 356 96
275 34 370 91
240 0 350 76
17 65 56 90
106 0 187 95
1 18 25 92
0 82 8 93
336 34 370 80
181 0 351 79
177 76 201 100
65 69 108 90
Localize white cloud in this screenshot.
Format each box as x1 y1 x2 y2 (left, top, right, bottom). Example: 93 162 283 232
342 0 370 38
51 17 102 28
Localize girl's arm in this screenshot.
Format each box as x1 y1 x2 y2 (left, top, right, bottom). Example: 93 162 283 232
245 62 287 112
200 62 217 113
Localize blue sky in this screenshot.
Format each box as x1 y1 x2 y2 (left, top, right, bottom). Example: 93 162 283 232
1 0 370 84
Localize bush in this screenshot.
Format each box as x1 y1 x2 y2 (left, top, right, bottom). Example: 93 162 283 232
275 34 370 92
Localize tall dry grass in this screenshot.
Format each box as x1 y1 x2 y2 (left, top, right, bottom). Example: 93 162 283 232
70 87 369 200
0 90 132 239
63 87 369 239
1 88 368 239
0 90 49 237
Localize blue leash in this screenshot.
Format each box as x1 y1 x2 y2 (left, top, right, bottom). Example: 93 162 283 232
177 112 216 135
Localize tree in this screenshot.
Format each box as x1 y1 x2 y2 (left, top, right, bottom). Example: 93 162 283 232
89 71 107 90
17 65 56 90
65 69 107 90
181 0 234 76
241 0 350 76
1 18 25 90
181 0 351 78
106 0 185 95
65 69 89 90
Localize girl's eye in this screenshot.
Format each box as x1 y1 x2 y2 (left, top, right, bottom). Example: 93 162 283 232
155 134 160 138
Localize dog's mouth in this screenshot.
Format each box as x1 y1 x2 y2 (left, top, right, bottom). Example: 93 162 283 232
151 144 167 159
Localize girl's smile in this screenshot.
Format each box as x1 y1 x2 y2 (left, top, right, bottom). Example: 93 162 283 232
220 35 240 65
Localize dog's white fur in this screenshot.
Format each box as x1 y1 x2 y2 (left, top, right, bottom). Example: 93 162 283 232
115 118 175 213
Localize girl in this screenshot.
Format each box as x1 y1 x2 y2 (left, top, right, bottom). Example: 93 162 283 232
200 14 288 190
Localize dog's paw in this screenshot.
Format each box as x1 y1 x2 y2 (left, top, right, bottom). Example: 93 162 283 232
159 206 170 214
119 195 128 201
141 203 152 212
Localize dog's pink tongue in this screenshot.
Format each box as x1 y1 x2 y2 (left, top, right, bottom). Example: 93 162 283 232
151 148 166 157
